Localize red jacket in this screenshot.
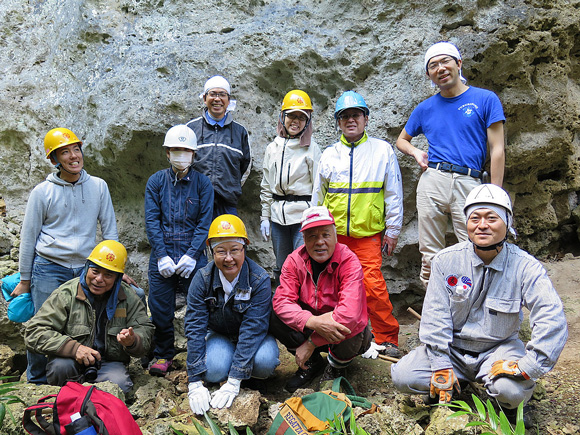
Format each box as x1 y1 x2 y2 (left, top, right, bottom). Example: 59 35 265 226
273 243 368 347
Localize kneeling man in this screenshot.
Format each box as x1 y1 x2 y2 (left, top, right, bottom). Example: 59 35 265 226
271 206 375 392
25 241 154 393
391 185 567 426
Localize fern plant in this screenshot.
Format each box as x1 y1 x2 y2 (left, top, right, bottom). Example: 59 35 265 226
171 411 254 435
315 413 370 435
0 376 26 430
438 394 525 435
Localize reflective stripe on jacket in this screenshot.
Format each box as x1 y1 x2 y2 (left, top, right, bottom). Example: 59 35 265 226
313 133 403 238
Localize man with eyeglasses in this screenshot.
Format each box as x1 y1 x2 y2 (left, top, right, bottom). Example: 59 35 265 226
396 41 506 288
186 75 252 219
312 91 404 358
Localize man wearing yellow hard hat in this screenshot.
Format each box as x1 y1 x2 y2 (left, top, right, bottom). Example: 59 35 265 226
25 241 154 393
12 128 123 385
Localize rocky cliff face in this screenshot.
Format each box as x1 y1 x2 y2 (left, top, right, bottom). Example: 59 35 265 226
1 0 579 305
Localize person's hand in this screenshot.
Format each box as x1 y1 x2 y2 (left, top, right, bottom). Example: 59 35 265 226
260 220 271 242
158 256 177 278
210 378 241 409
188 381 211 414
306 312 351 344
382 236 398 256
117 327 136 347
295 338 316 369
489 360 530 380
361 342 386 359
175 255 197 278
75 345 101 367
430 368 461 403
11 280 31 297
122 274 137 286
413 149 429 171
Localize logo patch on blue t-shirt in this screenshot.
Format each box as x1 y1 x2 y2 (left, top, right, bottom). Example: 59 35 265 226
458 103 478 118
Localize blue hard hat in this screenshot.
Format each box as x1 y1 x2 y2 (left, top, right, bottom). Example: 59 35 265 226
334 91 369 119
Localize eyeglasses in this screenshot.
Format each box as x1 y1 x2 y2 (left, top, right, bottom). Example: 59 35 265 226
214 247 244 258
337 112 363 121
427 57 455 71
286 112 309 122
207 91 229 99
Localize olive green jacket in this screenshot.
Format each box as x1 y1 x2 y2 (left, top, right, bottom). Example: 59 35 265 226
25 278 153 364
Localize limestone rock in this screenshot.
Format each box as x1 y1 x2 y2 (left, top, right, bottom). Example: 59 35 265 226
425 406 470 435
212 389 261 427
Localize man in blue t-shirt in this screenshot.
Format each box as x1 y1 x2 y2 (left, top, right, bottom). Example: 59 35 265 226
396 41 505 288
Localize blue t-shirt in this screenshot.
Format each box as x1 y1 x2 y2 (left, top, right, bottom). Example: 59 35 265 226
405 86 505 171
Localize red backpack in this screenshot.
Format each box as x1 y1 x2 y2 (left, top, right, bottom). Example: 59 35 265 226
22 382 142 435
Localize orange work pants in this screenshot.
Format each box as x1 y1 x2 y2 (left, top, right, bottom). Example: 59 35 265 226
337 234 399 345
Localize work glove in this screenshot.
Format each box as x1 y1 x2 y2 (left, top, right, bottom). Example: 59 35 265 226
430 368 461 403
260 219 271 242
489 360 530 380
188 381 211 415
175 255 197 278
158 256 177 278
361 342 386 359
210 378 241 409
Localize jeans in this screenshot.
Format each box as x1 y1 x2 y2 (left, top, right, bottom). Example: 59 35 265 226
46 357 133 394
212 201 238 221
204 331 280 383
271 222 303 283
148 255 207 360
28 256 83 384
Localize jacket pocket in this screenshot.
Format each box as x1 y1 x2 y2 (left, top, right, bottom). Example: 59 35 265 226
66 324 92 342
232 301 251 314
484 297 521 339
186 197 201 218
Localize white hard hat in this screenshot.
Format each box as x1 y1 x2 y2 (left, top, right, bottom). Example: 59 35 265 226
203 75 231 95
463 184 513 218
163 125 197 151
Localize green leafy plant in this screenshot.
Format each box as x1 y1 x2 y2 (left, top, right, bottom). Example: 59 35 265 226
315 413 370 435
172 412 254 435
0 376 26 430
438 394 525 435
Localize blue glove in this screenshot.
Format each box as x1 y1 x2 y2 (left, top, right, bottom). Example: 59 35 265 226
158 256 177 278
210 378 241 409
175 255 197 278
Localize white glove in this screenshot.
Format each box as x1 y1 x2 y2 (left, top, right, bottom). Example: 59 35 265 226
175 255 197 278
210 378 241 409
361 342 386 359
188 381 211 415
158 256 177 278
260 219 271 242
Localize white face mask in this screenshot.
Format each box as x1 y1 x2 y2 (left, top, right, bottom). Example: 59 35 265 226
169 150 193 171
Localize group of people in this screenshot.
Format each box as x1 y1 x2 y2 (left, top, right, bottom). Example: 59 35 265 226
10 40 567 426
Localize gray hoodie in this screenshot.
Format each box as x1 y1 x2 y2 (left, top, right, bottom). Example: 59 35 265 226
19 170 118 280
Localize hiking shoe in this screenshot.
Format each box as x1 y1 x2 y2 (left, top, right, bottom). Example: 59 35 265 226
285 354 326 393
318 364 347 391
504 404 533 429
149 358 172 376
377 342 402 358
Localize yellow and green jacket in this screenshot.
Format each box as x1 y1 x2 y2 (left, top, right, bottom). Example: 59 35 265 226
312 132 403 238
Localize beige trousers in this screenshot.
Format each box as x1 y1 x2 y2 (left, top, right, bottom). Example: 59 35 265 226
416 168 480 287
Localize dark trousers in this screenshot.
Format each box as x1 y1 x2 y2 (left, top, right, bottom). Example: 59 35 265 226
269 312 372 363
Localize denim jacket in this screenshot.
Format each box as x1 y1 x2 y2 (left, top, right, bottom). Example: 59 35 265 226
145 168 214 262
185 257 271 382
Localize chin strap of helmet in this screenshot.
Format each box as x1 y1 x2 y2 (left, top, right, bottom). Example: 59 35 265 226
280 112 311 138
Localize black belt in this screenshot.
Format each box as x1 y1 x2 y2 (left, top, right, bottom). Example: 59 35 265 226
428 162 482 179
455 347 480 358
272 194 311 202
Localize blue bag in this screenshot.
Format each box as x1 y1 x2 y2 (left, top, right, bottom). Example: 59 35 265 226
1 272 35 323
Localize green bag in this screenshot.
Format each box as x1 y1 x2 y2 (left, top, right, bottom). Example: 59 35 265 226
267 377 373 435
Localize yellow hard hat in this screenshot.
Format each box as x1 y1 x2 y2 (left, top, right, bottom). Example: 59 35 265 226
207 214 250 245
281 90 313 112
44 128 82 159
87 240 127 274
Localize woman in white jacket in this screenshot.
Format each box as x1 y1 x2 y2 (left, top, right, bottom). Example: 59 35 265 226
260 90 322 285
